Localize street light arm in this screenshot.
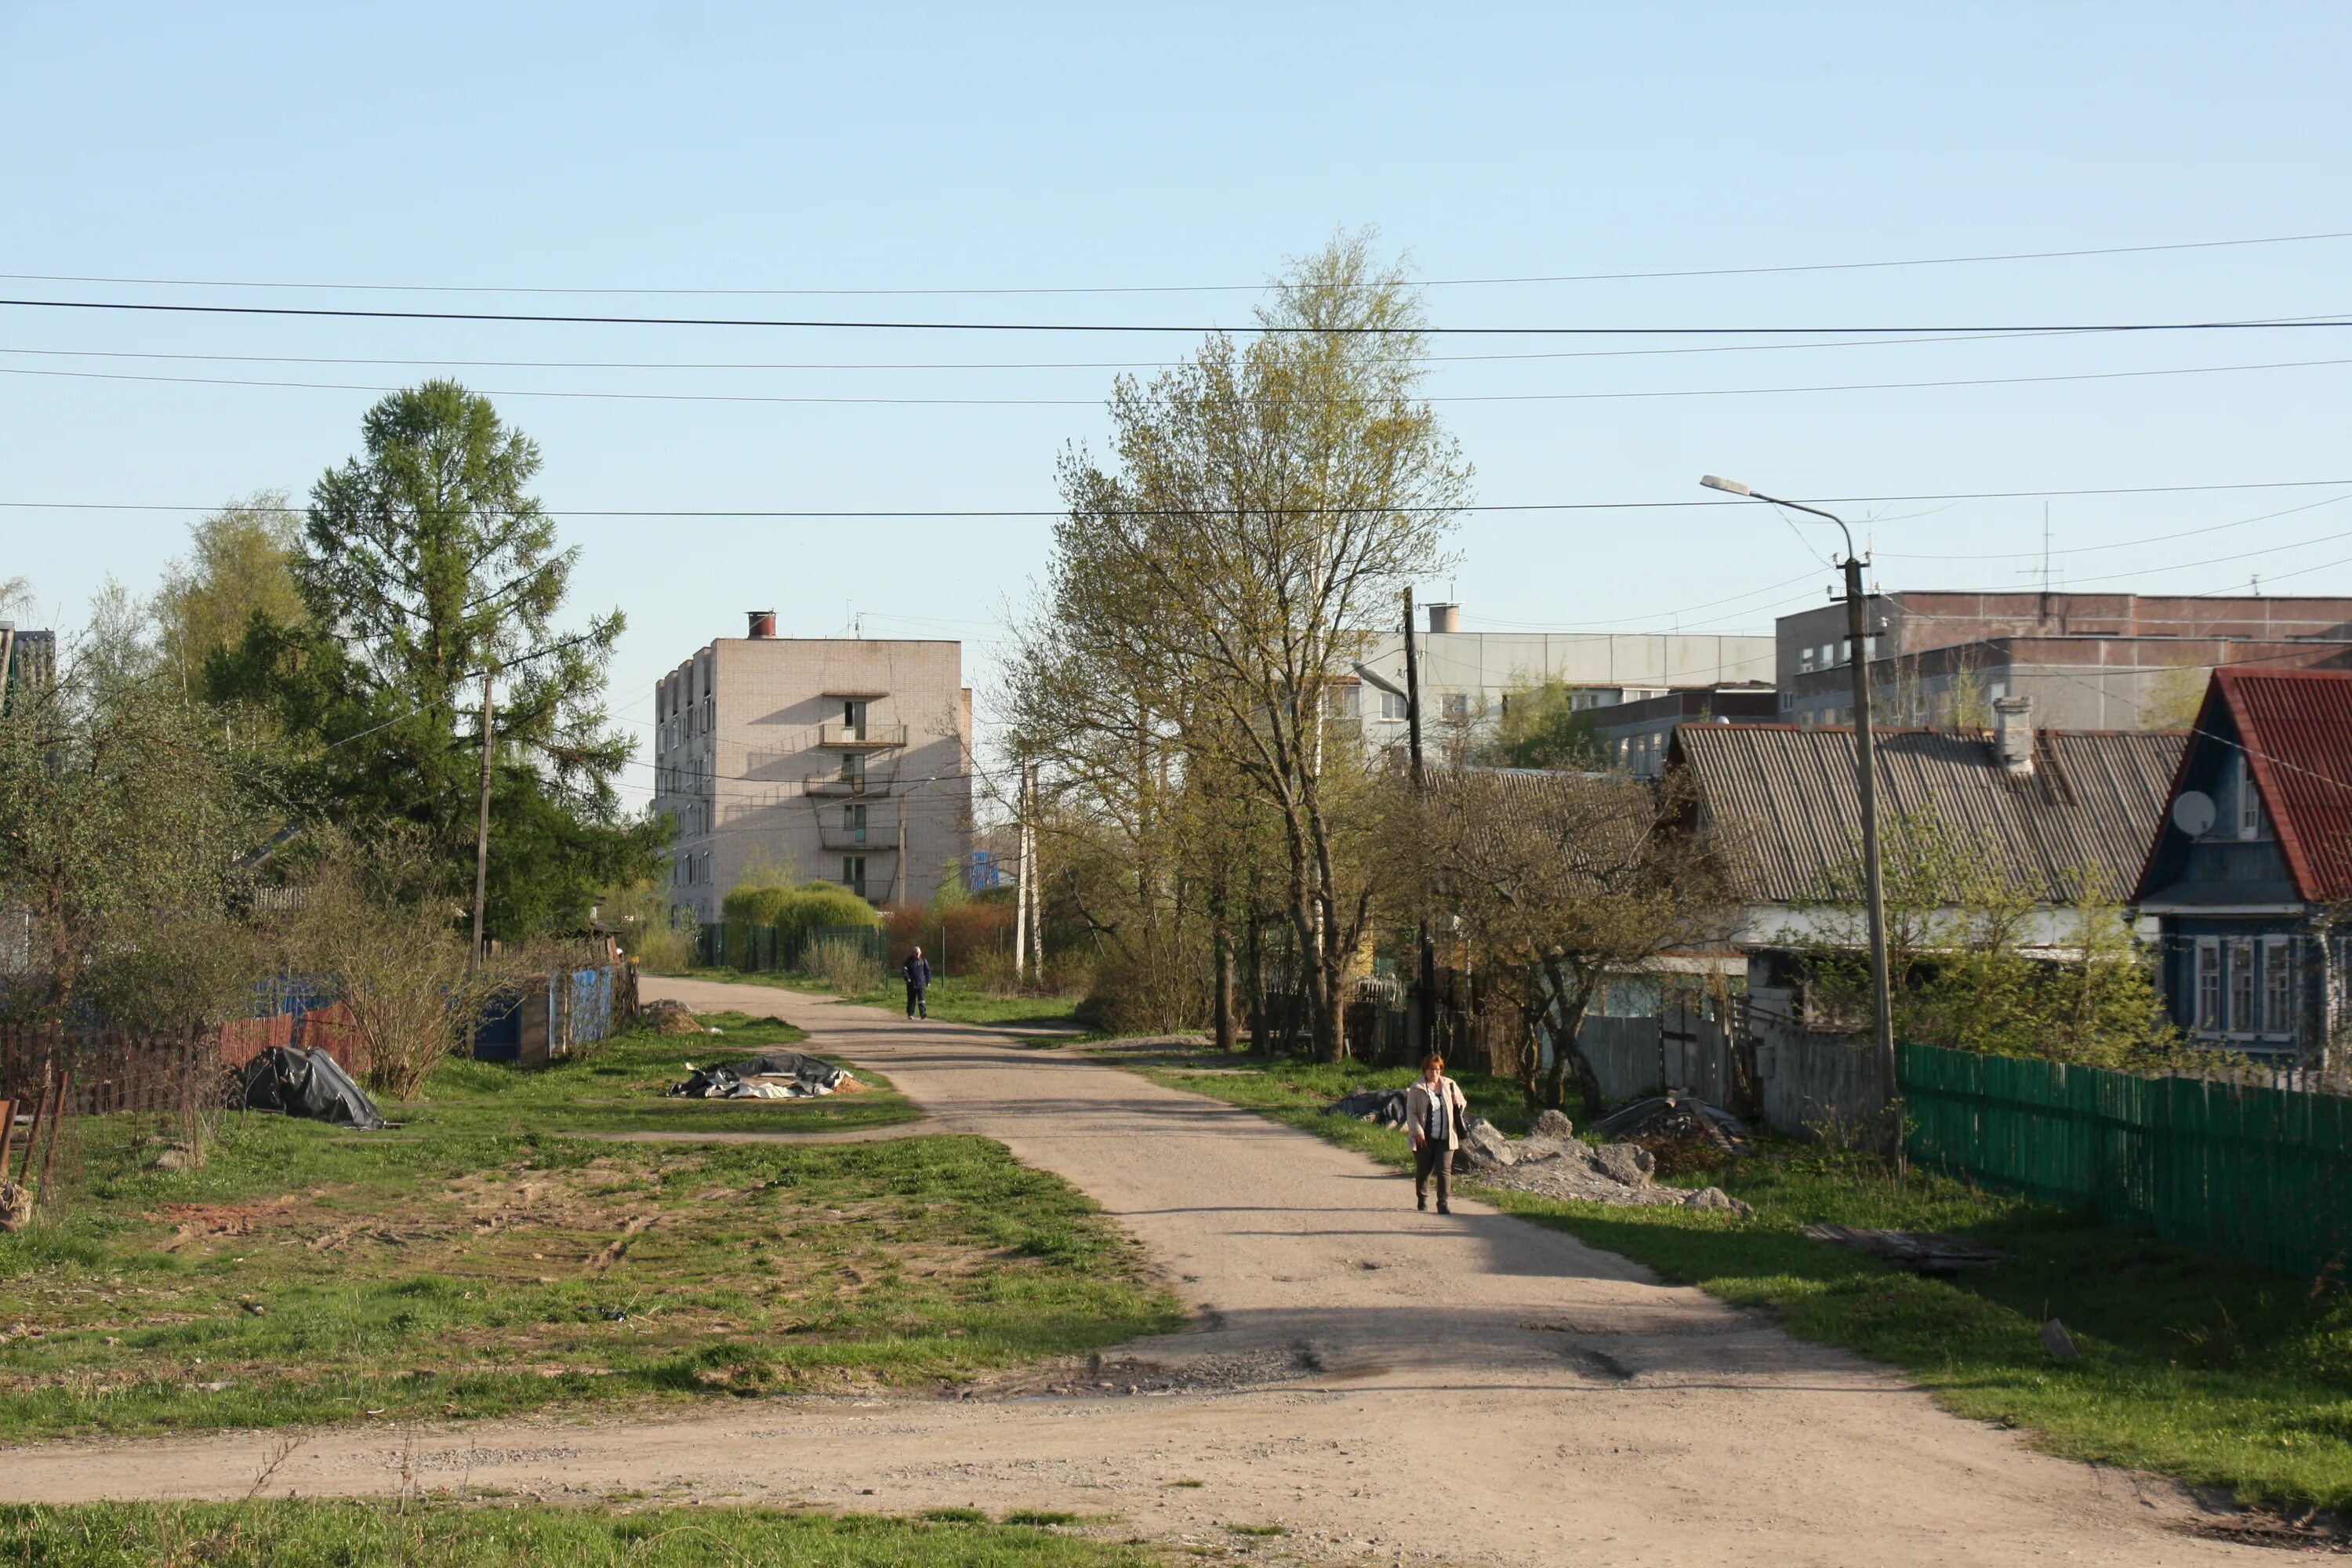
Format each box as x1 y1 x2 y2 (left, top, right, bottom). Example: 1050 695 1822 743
1747 489 1857 561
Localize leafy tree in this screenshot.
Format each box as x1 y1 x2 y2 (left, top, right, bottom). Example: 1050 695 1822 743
0 591 270 1028
1794 810 2180 1067
1397 768 1734 1114
1477 675 1602 770
212 381 659 936
1007 231 1468 1060
153 494 307 695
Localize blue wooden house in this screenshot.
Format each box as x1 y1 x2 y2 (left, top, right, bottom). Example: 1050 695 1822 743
2135 668 2352 1062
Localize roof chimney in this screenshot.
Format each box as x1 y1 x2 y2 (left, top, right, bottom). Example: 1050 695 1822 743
1425 602 1461 634
1991 695 2034 775
746 610 776 639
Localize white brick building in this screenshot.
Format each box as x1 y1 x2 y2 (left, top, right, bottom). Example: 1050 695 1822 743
652 615 973 924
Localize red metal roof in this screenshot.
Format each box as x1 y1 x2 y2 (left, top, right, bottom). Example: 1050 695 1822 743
2216 668 2352 902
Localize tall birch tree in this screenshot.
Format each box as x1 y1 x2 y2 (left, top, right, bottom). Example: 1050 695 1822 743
1009 233 1467 1059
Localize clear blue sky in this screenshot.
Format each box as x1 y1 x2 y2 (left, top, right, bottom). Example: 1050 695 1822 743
5 2 2349 810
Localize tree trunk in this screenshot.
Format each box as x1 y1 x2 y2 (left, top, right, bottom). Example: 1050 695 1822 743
1539 962 1606 1120
1213 923 1237 1053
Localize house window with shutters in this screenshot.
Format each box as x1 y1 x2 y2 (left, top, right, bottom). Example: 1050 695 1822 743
2263 937 2296 1035
2194 938 2223 1032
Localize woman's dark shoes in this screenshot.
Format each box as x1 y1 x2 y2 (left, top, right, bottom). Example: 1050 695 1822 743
1416 1192 1427 1211
1436 1204 1452 1214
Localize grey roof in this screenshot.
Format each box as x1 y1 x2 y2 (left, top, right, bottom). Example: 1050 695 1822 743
1669 724 2184 905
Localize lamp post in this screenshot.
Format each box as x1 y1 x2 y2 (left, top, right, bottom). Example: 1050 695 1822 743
1700 475 1897 1134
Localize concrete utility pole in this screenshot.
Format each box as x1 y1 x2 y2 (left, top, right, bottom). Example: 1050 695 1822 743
1403 587 1438 1054
1013 762 1035 984
1701 477 1897 1136
470 662 496 967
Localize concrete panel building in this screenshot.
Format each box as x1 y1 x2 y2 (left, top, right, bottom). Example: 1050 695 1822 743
652 615 973 925
1777 590 2352 731
1341 601 1775 755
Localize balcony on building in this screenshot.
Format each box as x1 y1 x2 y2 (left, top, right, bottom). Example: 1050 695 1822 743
804 768 894 797
818 800 899 851
818 719 909 749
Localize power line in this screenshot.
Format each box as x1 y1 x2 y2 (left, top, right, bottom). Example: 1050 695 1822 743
10 351 2352 408
0 325 2136 372
5 295 2351 336
1879 492 2352 562
9 228 2348 296
16 476 2352 521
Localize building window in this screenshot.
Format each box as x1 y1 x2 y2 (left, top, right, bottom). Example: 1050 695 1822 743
844 803 868 844
1325 683 1359 719
2236 754 2266 840
842 699 868 739
1440 692 1470 724
2194 938 2222 1031
843 856 867 899
2263 937 2296 1035
840 753 866 789
1378 688 1408 721
2227 938 2256 1033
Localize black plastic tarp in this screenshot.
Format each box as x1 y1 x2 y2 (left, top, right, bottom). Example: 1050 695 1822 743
241 1046 387 1130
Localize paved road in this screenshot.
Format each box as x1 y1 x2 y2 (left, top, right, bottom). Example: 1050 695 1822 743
0 977 2261 1565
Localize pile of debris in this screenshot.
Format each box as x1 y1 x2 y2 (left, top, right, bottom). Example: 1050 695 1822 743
668 1050 862 1101
641 1000 716 1036
1323 1087 1408 1128
1459 1110 1752 1214
1321 1090 1752 1214
1588 1094 1751 1178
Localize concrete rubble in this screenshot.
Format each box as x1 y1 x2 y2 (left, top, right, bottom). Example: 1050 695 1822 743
1457 1113 1753 1216
1319 1088 1752 1214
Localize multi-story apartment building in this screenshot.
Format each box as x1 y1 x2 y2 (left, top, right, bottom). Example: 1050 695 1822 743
652 615 973 925
1776 591 2352 730
0 622 56 710
1341 601 1775 756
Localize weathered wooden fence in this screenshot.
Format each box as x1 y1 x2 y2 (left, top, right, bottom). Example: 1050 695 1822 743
1902 1041 2352 1279
0 1025 233 1116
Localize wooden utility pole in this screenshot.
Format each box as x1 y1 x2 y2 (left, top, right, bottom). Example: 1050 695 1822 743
470 663 495 966
1403 587 1439 1055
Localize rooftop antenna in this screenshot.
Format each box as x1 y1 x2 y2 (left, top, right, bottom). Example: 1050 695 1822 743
2252 573 2263 597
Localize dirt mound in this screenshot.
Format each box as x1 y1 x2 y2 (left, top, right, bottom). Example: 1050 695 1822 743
641 1000 710 1036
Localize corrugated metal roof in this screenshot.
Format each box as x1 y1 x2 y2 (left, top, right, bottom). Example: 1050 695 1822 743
1670 724 2184 904
2216 668 2352 902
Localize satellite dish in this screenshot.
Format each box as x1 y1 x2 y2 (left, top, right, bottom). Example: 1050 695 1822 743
2172 790 2217 838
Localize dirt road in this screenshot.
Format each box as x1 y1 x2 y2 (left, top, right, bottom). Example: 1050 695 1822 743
0 976 2264 1564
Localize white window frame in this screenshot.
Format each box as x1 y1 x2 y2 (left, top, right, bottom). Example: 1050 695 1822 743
2227 938 2257 1033
2263 936 2296 1036
2194 938 2223 1032
2237 753 2266 840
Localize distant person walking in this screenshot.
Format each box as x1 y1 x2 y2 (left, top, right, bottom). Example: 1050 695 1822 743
1404 1052 1468 1214
902 946 931 1019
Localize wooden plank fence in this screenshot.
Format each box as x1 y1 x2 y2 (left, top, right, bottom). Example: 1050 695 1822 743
1902 1041 2352 1280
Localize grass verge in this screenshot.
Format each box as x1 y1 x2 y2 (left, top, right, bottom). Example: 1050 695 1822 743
0 1018 1179 1441
0 1501 1154 1566
1104 1045 2352 1512
404 1011 920 1137
688 969 1087 1033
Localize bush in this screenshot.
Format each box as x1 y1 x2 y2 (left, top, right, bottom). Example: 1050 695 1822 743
807 936 884 995
722 879 880 960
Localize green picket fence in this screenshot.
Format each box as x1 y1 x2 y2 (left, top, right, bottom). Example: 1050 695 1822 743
1901 1041 2352 1280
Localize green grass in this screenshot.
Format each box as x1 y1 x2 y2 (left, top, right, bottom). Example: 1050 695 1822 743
1112 1047 2352 1512
0 1018 1181 1442
401 1011 920 1137
0 1501 1158 1566
691 969 1087 1032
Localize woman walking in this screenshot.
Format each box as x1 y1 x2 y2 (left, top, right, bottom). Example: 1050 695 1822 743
1403 1052 1468 1214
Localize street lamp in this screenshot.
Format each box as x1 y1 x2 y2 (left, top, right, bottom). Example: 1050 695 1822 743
1700 474 1897 1137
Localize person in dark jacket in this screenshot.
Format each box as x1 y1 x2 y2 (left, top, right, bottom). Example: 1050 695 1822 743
902 946 931 1018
